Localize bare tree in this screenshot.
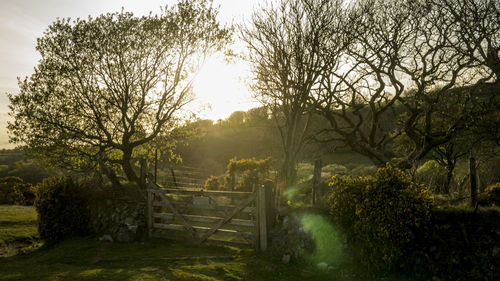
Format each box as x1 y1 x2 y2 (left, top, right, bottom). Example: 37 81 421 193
311 0 483 168
241 0 346 186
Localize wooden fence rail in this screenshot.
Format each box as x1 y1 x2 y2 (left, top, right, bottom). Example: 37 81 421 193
146 178 275 251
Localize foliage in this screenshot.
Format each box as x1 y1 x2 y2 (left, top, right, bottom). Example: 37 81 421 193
329 163 434 269
203 176 221 190
226 157 273 175
33 177 90 241
0 176 35 205
8 0 231 187
235 169 259 192
223 157 273 190
484 183 500 205
415 160 448 193
328 175 367 235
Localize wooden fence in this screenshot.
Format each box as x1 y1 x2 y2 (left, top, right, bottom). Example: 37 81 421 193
146 177 275 250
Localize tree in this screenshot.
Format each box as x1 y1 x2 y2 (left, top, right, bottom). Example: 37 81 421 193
241 0 346 186
310 0 500 169
8 0 231 188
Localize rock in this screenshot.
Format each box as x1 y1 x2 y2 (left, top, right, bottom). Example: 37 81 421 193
99 234 113 242
317 262 328 271
116 232 131 242
282 254 291 264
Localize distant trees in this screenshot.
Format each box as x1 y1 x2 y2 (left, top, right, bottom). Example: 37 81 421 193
8 0 231 188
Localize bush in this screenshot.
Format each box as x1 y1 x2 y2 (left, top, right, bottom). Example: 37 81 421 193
34 177 90 241
329 163 433 269
204 176 221 190
484 183 500 205
236 169 259 192
0 176 35 205
224 157 273 189
415 160 448 193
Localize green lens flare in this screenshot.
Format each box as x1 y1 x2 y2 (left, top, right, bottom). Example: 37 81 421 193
300 213 343 266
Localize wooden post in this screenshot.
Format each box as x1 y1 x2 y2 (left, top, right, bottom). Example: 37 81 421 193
154 148 158 184
264 180 275 231
258 185 267 251
470 153 477 208
312 159 322 206
147 184 153 237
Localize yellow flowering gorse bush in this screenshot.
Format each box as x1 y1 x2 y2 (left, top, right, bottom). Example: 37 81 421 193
329 163 433 269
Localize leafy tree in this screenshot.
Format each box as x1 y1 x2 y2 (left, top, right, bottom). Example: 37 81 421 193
8 0 231 188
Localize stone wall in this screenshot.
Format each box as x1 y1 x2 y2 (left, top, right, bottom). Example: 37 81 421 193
87 187 147 242
424 209 500 281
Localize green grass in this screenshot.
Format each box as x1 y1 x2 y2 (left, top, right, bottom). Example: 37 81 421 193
0 205 39 246
0 205 427 280
0 237 325 281
0 236 427 281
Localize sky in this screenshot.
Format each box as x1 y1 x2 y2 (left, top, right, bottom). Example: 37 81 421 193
0 0 265 149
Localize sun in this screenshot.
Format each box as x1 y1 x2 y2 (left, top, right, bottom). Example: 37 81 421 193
191 54 259 121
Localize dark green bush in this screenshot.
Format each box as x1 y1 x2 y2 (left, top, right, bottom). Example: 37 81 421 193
34 177 90 241
0 176 35 205
329 163 433 269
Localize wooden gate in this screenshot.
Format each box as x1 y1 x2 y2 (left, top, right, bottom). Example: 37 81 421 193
146 178 273 250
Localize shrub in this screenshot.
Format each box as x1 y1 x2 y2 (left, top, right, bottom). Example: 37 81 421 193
415 160 448 193
34 177 90 241
328 175 367 235
224 157 273 188
484 183 500 205
236 169 259 192
329 163 433 269
204 176 221 190
0 176 35 205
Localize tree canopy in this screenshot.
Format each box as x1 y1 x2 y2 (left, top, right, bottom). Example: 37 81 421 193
8 0 231 188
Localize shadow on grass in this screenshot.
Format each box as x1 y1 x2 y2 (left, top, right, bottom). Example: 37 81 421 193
0 235 430 281
0 236 256 281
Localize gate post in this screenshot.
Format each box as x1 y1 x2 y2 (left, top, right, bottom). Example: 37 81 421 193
257 185 267 251
147 180 153 238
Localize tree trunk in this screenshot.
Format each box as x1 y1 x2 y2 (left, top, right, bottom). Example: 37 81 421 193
281 153 297 188
122 150 141 188
445 162 454 194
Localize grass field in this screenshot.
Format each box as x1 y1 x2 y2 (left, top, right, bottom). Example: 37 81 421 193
0 205 40 256
0 205 426 281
